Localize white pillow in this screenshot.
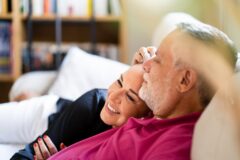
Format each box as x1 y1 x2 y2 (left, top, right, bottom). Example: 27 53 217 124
9 71 57 101
48 47 129 100
236 52 240 72
191 73 240 160
0 144 25 160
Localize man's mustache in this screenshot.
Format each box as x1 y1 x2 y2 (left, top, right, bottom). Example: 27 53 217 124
143 74 149 83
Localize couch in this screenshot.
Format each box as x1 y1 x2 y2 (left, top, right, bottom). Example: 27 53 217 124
0 47 130 159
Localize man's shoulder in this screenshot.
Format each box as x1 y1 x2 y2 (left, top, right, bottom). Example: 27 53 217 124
140 113 201 160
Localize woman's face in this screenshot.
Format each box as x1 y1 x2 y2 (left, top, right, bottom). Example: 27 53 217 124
100 65 150 127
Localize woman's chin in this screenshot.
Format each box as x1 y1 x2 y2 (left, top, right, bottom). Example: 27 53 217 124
100 111 113 126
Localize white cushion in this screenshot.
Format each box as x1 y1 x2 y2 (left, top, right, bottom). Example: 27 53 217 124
191 73 240 160
0 95 59 144
0 144 25 160
152 12 201 47
48 47 129 100
236 52 240 71
9 71 57 101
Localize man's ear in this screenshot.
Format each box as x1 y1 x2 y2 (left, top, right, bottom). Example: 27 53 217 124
176 69 197 93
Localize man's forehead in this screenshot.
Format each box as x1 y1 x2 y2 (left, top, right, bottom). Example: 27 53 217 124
156 30 182 56
158 30 182 48
157 29 205 62
169 30 200 50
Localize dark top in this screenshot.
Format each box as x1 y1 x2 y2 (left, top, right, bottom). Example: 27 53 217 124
11 89 111 160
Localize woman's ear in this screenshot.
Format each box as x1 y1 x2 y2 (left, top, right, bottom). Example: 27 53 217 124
176 69 197 93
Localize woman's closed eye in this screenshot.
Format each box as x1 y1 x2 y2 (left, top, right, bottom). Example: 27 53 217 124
126 93 135 102
116 75 138 103
126 92 139 103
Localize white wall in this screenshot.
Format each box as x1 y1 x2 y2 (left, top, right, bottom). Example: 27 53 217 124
123 0 204 63
196 0 240 54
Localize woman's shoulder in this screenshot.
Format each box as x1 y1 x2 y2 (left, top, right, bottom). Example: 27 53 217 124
86 88 107 96
70 88 107 113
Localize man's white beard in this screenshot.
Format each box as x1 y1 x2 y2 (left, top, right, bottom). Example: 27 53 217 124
139 85 157 112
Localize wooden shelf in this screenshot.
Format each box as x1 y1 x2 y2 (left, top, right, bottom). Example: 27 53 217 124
21 15 120 22
21 15 89 21
0 74 14 82
94 16 121 22
0 14 12 20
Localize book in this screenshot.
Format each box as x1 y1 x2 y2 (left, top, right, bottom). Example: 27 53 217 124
33 0 44 16
0 56 11 73
0 22 12 74
43 0 51 15
20 0 92 17
94 0 108 16
110 0 121 16
71 0 90 16
21 41 119 71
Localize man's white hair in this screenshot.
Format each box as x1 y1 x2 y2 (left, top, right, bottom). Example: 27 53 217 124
152 12 201 47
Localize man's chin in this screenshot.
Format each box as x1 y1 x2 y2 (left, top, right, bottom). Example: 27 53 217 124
139 87 156 110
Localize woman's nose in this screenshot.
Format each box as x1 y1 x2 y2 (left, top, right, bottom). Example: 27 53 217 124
143 59 151 73
109 89 124 105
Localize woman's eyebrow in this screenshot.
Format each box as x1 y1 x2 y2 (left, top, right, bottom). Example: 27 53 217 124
129 89 138 97
121 74 138 97
120 74 123 82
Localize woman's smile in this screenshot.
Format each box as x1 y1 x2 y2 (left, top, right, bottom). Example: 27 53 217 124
106 103 120 114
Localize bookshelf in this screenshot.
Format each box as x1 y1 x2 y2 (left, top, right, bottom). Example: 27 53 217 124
0 0 126 82
0 14 12 19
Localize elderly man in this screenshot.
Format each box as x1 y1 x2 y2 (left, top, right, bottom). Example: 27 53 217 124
37 22 237 160
139 23 237 119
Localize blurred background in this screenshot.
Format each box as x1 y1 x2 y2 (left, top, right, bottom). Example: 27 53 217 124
0 0 239 102
124 0 240 62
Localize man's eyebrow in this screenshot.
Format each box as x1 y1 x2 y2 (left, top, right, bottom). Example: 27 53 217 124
129 89 139 97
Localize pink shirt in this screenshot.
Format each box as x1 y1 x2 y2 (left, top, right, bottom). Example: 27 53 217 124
49 112 201 160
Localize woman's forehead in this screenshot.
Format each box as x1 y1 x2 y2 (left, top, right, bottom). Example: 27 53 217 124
124 65 143 77
120 68 143 87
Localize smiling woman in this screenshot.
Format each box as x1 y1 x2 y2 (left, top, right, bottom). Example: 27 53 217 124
100 64 150 127
11 64 151 160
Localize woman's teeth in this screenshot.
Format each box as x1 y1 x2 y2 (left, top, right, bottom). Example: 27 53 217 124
107 104 119 114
